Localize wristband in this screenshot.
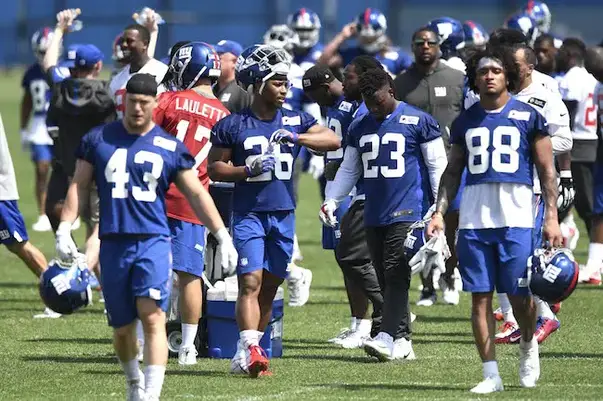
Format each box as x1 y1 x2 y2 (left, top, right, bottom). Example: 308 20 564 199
560 170 572 179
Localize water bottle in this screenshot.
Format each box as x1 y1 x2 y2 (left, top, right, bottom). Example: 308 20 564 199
67 8 83 32
133 7 165 26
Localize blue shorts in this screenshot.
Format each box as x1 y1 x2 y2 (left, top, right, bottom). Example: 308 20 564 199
30 144 52 163
594 163 603 215
0 200 28 245
457 227 532 296
449 169 467 212
533 195 545 248
100 235 173 328
168 218 205 277
322 196 352 250
233 211 295 279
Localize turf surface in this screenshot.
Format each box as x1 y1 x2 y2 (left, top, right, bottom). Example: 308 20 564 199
0 69 602 400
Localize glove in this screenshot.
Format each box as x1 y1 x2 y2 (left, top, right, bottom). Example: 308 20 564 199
319 199 338 228
409 232 451 279
55 221 78 263
307 155 324 180
557 171 575 214
20 129 30 151
245 153 276 177
214 228 238 277
270 129 299 146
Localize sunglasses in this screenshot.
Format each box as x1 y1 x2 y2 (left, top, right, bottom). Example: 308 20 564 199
413 39 439 47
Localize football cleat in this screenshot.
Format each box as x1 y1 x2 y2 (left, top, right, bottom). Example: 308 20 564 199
32 215 52 232
392 338 416 360
416 289 436 307
178 346 198 365
230 340 249 374
33 307 62 319
535 317 560 344
247 345 270 378
495 322 521 344
339 330 370 350
578 264 602 285
560 219 579 251
470 376 504 394
519 338 540 388
328 328 354 344
439 276 460 305
550 302 562 314
287 265 312 307
363 332 394 362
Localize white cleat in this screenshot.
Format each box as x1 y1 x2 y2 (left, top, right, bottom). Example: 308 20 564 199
178 346 198 365
392 338 416 360
363 332 394 362
287 267 312 307
328 328 354 344
32 215 52 232
126 377 145 401
519 339 540 388
230 340 249 374
440 277 460 305
416 291 436 307
33 307 62 319
339 330 369 349
470 376 504 394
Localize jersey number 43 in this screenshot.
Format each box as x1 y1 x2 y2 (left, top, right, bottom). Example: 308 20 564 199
105 148 163 202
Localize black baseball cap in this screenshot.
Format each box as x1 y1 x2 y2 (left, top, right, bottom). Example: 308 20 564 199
302 65 335 91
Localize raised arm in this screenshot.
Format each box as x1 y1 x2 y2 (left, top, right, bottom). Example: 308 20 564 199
298 124 341 152
317 23 356 68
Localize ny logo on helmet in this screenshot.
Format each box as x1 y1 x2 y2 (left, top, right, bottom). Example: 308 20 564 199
178 46 193 62
51 274 71 295
542 264 562 283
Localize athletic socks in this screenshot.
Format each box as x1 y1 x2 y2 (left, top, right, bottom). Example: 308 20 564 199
498 293 517 324
181 323 198 349
240 330 259 348
145 365 166 399
483 361 500 379
120 358 141 384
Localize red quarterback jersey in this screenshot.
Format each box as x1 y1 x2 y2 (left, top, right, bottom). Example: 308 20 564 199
153 89 229 225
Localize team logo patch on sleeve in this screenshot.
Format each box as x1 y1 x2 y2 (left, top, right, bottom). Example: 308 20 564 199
508 110 531 121
282 116 301 126
153 136 177 152
527 97 547 108
338 101 352 112
399 115 420 125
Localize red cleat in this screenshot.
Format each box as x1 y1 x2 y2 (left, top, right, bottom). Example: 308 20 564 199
494 321 520 344
247 345 270 378
535 317 560 344
550 302 562 314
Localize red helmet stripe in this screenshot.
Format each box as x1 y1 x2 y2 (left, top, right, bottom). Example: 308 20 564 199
364 8 371 26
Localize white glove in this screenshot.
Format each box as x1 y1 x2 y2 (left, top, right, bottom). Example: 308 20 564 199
55 221 78 263
409 232 451 279
214 228 238 276
308 155 325 180
319 199 338 228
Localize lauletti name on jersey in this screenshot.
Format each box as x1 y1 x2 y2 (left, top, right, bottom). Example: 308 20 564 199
174 97 227 120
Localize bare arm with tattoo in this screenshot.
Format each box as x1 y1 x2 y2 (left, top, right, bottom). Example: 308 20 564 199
533 134 563 247
426 144 466 237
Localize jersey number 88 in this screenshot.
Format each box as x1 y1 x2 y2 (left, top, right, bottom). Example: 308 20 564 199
465 126 520 174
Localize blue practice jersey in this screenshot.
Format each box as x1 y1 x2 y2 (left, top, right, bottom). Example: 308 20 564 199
450 97 549 187
340 47 413 76
22 63 51 117
211 107 317 214
77 121 195 238
293 43 324 70
348 102 441 226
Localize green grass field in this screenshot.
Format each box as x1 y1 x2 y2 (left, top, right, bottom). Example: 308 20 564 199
0 69 602 401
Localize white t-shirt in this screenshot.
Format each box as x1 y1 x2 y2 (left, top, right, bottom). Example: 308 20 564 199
109 58 168 118
441 56 466 74
558 66 599 141
0 114 19 200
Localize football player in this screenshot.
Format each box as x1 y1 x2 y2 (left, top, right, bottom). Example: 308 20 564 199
111 34 127 77
463 20 489 52
322 67 447 361
287 8 324 71
523 1 552 34
427 17 467 73
556 38 599 271
208 44 339 377
56 73 237 400
428 45 562 393
153 42 230 366
494 44 572 344
534 34 559 77
318 8 412 77
305 62 384 348
21 27 56 232
110 12 168 118
503 13 540 47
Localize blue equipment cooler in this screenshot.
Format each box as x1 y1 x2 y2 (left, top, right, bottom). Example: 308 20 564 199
206 282 283 359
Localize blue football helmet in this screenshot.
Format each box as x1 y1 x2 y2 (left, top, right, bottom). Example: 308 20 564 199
427 17 466 59
169 42 221 90
287 8 321 49
524 0 552 34
504 13 540 45
236 44 291 93
528 248 579 303
463 20 489 49
31 27 55 62
355 8 388 54
39 256 92 315
263 25 299 52
404 219 428 261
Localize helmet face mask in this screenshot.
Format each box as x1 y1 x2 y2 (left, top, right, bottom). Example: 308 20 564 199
287 8 321 49
236 45 291 93
263 25 299 52
355 8 388 54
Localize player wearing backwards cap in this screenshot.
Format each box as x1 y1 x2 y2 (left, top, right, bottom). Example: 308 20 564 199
153 42 230 366
110 9 168 119
56 73 237 400
213 40 252 113
318 8 412 77
305 63 385 349
208 44 340 377
428 46 562 393
322 67 447 361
